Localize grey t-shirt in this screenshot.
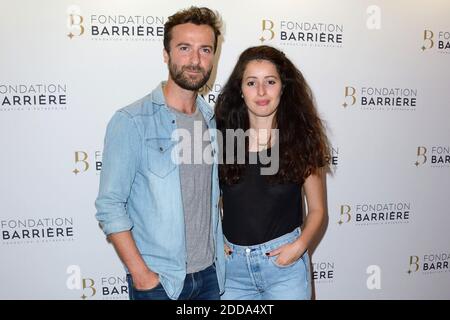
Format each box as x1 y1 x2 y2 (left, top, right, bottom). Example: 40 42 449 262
170 105 214 273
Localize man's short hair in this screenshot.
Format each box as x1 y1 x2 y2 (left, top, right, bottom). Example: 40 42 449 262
164 6 222 53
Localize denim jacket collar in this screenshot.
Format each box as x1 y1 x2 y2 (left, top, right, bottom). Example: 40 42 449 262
151 81 214 122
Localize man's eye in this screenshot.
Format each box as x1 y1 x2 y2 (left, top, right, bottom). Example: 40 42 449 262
202 48 211 53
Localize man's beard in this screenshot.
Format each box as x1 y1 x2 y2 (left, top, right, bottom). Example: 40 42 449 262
168 58 212 91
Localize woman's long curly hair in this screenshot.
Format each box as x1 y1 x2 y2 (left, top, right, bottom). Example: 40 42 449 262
215 45 329 185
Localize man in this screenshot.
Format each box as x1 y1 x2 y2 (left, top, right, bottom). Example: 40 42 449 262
95 7 225 300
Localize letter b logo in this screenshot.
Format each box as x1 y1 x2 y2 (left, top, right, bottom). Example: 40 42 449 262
408 256 420 274
415 146 427 167
422 30 434 51
338 205 351 225
73 151 89 175
342 86 357 108
260 20 275 43
67 5 84 38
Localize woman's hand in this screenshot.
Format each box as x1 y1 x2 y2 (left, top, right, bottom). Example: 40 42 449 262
266 239 306 266
224 243 233 256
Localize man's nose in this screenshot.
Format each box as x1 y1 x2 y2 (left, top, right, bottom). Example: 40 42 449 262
190 50 200 65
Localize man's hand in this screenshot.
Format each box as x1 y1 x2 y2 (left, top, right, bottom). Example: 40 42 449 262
131 269 160 290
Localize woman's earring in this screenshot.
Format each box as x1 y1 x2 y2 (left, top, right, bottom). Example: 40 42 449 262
241 93 244 99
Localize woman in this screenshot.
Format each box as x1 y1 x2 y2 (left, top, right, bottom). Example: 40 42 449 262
215 45 329 300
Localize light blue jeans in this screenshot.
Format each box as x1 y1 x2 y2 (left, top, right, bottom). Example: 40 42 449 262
221 228 311 300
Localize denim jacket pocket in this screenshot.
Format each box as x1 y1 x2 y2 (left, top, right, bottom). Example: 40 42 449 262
146 137 177 178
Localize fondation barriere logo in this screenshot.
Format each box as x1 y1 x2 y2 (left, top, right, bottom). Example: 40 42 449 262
0 83 68 112
312 260 335 284
407 252 450 275
421 29 450 54
342 86 418 111
338 201 412 226
1 217 75 245
73 150 102 175
414 145 450 168
66 265 128 300
260 19 344 48
66 5 164 41
199 82 223 106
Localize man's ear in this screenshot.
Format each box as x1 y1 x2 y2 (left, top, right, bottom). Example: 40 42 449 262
163 49 169 63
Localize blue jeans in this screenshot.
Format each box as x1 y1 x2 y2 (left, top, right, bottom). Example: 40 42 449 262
127 264 220 300
221 228 311 300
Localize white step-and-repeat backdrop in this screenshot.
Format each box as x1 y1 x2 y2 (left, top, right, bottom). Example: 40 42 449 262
1 0 449 299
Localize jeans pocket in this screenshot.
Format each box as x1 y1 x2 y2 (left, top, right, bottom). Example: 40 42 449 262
133 282 162 293
127 274 167 300
269 255 300 269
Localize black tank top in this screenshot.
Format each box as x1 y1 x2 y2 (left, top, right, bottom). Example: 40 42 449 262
221 151 303 246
